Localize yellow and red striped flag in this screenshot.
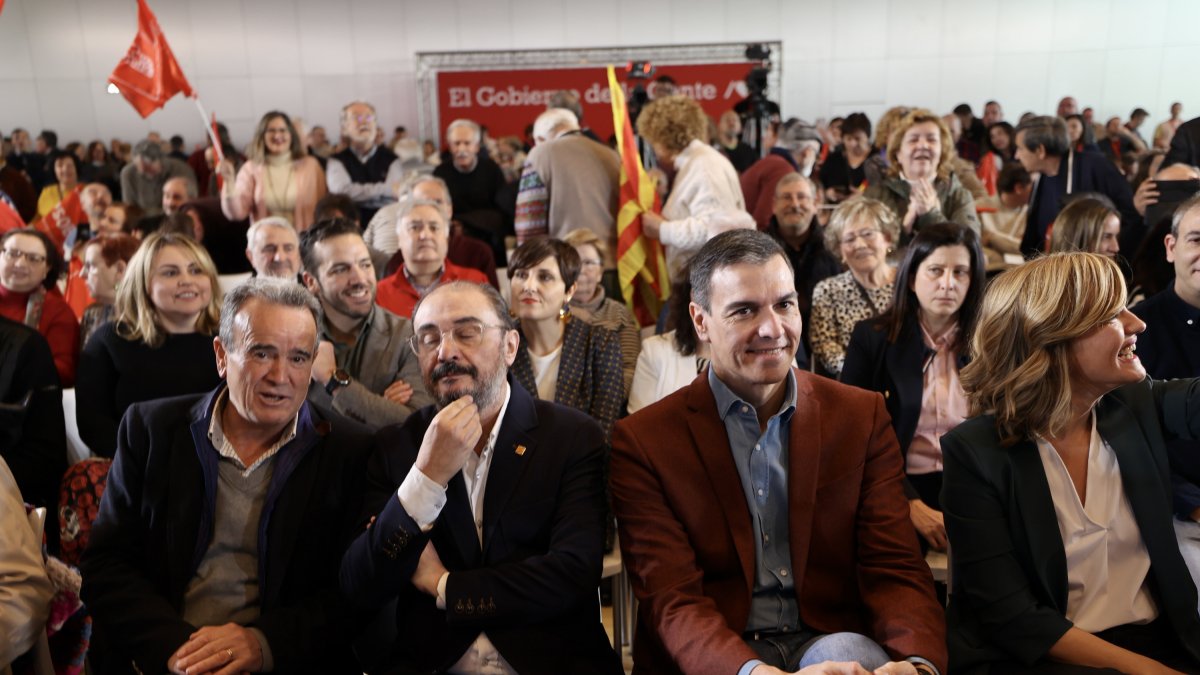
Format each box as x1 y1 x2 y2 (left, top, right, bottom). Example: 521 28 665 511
607 65 670 327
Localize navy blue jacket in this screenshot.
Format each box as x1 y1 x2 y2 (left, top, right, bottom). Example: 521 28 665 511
1132 285 1200 517
81 388 373 674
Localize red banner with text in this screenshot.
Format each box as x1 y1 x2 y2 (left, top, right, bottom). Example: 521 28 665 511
435 63 759 143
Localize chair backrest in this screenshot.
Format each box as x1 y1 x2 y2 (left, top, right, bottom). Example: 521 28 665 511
60 389 91 465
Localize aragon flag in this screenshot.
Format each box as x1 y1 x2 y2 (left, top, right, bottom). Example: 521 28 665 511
108 0 194 118
607 65 670 327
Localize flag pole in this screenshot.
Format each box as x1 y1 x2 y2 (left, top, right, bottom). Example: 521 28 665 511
191 97 223 162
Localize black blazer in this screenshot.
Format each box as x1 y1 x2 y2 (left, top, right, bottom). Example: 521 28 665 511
340 377 622 675
940 378 1200 674
841 315 968 500
80 390 373 675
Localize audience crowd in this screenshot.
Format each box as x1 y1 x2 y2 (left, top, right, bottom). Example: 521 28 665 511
2 86 1200 675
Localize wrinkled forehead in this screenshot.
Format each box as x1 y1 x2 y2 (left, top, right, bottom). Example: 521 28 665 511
255 225 298 247
414 285 500 328
402 204 446 226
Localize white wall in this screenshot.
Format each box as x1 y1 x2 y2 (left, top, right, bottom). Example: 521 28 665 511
1 0 1198 150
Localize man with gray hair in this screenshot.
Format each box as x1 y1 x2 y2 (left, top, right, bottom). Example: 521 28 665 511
326 100 405 226
1132 194 1200 534
81 277 374 675
162 175 197 217
766 173 839 365
741 119 824 229
432 119 509 266
1014 115 1136 257
364 174 498 286
119 138 197 216
515 108 621 269
376 198 488 318
246 216 302 281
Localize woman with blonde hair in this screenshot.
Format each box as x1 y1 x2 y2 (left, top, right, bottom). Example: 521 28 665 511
865 108 980 243
1049 194 1121 259
941 252 1200 674
635 94 755 281
218 110 326 232
76 232 223 457
809 195 900 377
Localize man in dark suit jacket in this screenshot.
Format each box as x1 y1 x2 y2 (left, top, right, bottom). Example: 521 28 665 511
1014 115 1139 257
340 280 621 675
611 230 946 675
81 278 373 675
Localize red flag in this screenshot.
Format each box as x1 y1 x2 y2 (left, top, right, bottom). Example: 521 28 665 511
608 66 670 327
108 0 194 118
0 199 22 235
0 1 6 16
31 187 86 254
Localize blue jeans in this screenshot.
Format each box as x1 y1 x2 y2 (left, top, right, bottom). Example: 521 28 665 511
745 630 891 671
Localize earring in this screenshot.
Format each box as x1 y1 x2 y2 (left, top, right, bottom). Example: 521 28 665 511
559 303 570 320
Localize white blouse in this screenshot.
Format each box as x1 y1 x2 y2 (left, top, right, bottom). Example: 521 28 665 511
1035 417 1158 633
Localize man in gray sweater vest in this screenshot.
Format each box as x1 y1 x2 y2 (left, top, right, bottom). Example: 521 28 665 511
81 278 373 675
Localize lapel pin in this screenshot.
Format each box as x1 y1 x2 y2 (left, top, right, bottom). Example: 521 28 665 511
515 444 527 456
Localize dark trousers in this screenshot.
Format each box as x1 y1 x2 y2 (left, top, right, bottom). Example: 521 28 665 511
987 618 1200 674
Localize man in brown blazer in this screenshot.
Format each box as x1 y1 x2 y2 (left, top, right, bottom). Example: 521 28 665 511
611 229 946 675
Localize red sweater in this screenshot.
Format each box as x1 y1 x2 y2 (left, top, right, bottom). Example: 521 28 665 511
375 261 489 319
0 285 80 386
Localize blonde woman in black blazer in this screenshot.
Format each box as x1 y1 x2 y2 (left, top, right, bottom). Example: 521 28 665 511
942 252 1200 674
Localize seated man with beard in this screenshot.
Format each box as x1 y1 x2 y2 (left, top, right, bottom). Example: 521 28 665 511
340 281 622 675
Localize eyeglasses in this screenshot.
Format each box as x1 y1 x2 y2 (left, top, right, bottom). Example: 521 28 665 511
2 248 47 265
409 320 509 356
840 229 881 246
580 258 602 268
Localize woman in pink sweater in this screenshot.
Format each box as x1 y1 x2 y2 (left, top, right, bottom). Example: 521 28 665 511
218 110 325 232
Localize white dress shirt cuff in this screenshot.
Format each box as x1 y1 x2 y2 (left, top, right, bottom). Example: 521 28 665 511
396 465 448 532
436 572 449 610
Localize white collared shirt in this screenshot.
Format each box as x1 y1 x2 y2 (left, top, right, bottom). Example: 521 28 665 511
1035 417 1158 633
396 383 516 675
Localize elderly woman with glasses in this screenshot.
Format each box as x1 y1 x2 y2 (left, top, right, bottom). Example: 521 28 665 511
0 229 79 386
809 196 900 377
563 229 641 397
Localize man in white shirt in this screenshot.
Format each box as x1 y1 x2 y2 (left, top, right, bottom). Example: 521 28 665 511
340 281 621 675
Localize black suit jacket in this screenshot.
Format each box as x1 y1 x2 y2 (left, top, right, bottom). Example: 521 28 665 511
940 378 1200 673
340 377 621 675
1132 286 1200 517
841 315 968 500
0 316 66 544
80 389 373 675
